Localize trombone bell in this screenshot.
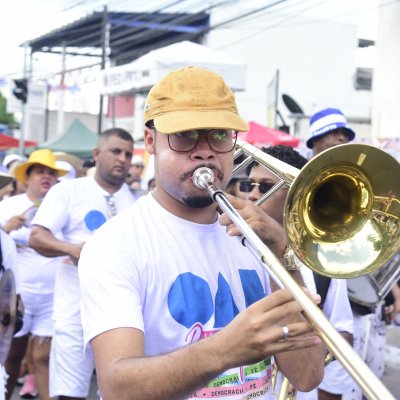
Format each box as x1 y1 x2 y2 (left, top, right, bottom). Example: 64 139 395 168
285 144 400 278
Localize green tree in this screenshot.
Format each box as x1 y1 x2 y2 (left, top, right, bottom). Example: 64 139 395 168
0 92 16 125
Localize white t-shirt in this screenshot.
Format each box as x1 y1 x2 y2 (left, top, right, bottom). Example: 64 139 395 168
0 194 58 294
286 268 354 400
32 176 135 322
315 278 355 396
0 230 19 400
0 365 6 400
0 230 20 294
79 194 276 400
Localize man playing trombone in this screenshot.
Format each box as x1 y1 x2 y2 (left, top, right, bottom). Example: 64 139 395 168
78 66 325 399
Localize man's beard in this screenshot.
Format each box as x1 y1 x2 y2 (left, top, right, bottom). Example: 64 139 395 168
183 194 214 208
180 164 224 208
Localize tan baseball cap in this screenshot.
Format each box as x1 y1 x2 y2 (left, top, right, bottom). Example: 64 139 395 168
144 66 248 134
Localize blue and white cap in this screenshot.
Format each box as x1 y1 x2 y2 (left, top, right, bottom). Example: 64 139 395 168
307 108 355 149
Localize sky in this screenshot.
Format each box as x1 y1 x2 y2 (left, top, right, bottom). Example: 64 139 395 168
0 0 83 78
0 0 384 79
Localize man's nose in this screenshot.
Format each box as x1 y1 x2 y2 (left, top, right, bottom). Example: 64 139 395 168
192 136 215 159
335 131 348 142
247 187 260 202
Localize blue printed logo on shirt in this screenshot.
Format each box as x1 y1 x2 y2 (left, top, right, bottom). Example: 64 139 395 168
168 270 265 329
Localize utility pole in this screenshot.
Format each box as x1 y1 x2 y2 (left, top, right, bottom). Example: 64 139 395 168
98 6 110 135
57 43 66 136
16 44 31 156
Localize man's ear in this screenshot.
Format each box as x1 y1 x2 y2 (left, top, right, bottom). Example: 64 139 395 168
92 147 100 162
144 128 156 155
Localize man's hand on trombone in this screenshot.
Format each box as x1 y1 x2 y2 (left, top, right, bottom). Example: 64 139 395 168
219 194 288 259
211 280 324 391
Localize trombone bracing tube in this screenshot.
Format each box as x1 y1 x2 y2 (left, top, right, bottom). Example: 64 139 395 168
192 166 395 400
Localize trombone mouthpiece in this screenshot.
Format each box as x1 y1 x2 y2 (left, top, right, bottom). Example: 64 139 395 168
192 167 215 189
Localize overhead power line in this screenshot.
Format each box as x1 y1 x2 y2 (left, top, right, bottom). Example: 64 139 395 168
37 0 198 55
216 0 330 49
25 0 313 79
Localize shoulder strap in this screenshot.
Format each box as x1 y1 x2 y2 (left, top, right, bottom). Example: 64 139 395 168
313 272 331 309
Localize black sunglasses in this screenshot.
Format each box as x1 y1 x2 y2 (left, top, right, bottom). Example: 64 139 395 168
239 180 275 194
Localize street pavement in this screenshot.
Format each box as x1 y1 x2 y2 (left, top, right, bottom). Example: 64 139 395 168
383 366 400 399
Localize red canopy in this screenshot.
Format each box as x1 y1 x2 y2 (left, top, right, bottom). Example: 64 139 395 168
0 134 38 150
238 121 300 147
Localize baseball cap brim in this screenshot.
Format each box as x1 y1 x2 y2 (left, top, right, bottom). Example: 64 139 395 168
153 110 249 134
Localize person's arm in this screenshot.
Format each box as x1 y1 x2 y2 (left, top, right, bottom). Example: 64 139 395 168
271 268 325 389
29 225 84 261
385 281 400 322
92 288 323 400
28 180 85 260
391 282 400 314
1 214 26 233
218 195 325 389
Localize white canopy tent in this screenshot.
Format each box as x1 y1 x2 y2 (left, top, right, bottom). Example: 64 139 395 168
99 40 247 95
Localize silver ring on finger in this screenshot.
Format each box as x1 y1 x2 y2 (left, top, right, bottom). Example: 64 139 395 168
282 325 289 341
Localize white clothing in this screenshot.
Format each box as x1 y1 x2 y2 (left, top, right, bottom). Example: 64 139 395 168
0 226 18 399
0 230 20 294
32 176 135 322
32 175 135 397
49 319 95 398
80 194 276 400
0 194 59 338
359 308 386 378
300 268 354 338
342 305 387 400
0 194 58 293
274 268 354 400
317 278 355 395
15 291 54 337
0 365 6 400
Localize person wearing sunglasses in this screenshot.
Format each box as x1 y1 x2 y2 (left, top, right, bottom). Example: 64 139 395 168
78 66 325 400
244 145 355 400
239 179 287 225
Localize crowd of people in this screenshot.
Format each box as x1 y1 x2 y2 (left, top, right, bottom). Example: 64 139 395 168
0 65 398 400
0 129 156 400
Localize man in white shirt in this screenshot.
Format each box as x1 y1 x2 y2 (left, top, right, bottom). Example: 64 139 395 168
78 66 325 400
29 128 136 400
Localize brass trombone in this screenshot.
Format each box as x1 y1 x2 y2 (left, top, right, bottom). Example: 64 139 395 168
192 141 400 400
